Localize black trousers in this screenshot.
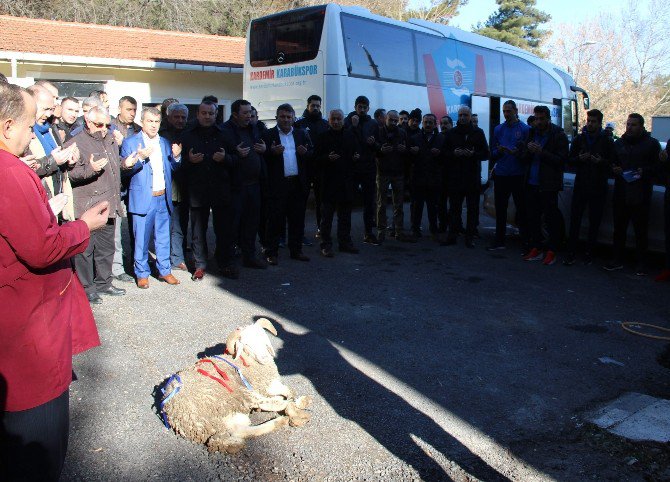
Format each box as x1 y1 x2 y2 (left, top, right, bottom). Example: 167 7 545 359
190 204 235 269
233 184 261 261
665 195 670 269
320 199 353 249
566 183 607 254
1 390 69 482
312 180 322 230
74 219 115 294
353 171 376 235
493 175 527 245
411 185 440 234
526 185 562 251
438 184 449 233
612 190 651 263
266 177 307 257
449 188 480 237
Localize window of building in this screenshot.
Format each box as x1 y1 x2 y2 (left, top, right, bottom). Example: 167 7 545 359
50 80 106 99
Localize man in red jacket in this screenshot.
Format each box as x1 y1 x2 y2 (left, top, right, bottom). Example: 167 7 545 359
0 82 109 481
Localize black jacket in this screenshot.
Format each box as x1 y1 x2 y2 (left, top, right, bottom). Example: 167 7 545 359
344 111 377 175
375 126 408 177
315 128 359 202
612 131 661 205
180 123 234 207
568 129 615 191
409 130 445 188
262 126 314 197
444 124 489 191
221 119 265 188
521 124 569 192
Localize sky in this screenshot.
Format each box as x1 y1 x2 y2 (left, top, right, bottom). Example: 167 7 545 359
417 0 647 30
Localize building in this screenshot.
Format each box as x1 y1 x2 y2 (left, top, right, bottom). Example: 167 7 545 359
0 15 245 118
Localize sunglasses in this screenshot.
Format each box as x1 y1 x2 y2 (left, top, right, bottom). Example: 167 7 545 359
92 122 112 128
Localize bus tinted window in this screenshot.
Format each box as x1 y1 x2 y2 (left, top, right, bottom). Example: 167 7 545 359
416 34 445 85
468 46 504 96
342 14 416 83
504 55 540 100
250 6 325 67
540 70 562 100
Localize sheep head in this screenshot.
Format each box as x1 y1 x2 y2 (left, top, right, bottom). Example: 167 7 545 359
225 318 277 365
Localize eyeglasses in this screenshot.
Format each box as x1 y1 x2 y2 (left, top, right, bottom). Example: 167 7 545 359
92 122 111 128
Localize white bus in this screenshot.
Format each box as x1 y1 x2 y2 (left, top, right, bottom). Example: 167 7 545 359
243 4 589 150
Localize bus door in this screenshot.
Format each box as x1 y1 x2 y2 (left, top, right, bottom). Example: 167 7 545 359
471 94 493 185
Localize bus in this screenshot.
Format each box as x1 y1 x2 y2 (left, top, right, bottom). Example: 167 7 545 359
243 3 590 165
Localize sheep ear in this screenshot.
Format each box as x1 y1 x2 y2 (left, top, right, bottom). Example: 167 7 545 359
256 318 277 336
234 341 244 360
226 329 242 356
266 342 276 358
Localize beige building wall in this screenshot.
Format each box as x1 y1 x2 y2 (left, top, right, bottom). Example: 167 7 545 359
0 61 242 117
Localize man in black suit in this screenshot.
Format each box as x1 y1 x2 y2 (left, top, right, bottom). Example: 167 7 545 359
262 104 314 265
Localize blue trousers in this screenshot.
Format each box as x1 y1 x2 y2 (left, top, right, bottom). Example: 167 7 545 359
133 195 171 279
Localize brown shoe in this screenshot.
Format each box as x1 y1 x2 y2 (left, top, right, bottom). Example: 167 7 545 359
173 262 188 271
266 256 278 266
192 268 205 281
137 278 149 289
159 273 180 285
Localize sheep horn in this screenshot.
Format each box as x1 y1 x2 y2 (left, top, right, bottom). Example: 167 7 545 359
256 318 277 336
225 328 242 357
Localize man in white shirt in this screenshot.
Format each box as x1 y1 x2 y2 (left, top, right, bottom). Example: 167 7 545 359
121 107 181 289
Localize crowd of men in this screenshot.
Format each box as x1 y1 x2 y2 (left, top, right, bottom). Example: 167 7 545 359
9 76 670 307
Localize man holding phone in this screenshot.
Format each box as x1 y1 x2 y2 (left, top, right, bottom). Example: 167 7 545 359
67 105 126 304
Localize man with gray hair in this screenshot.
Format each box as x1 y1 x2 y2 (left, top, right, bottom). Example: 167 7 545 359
66 105 126 304
121 106 182 289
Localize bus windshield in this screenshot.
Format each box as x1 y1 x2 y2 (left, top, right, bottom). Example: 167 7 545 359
249 6 326 67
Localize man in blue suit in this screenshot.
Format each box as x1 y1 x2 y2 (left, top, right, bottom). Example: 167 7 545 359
121 107 181 289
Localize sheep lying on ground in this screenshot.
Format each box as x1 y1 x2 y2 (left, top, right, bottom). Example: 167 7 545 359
160 318 312 453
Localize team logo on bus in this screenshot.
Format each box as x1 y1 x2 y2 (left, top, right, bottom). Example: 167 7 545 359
277 51 285 63
453 70 463 87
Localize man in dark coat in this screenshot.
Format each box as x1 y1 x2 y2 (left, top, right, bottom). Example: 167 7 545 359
180 100 237 280
657 142 670 282
563 109 615 265
295 94 329 237
314 109 360 257
603 113 661 274
222 99 267 271
344 95 380 245
521 105 569 266
408 114 444 241
443 106 489 247
262 103 314 265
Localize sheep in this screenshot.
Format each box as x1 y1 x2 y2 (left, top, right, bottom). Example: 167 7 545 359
160 318 312 453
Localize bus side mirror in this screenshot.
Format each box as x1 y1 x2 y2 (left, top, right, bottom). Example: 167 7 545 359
583 96 590 110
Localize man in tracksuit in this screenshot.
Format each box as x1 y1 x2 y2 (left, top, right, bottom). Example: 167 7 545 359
487 100 530 252
563 109 615 266
603 113 661 274
521 105 569 266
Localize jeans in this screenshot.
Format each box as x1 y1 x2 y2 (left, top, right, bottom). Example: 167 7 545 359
376 174 405 234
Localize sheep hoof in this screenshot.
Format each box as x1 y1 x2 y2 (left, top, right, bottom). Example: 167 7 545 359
285 401 311 427
206 434 245 454
294 395 313 410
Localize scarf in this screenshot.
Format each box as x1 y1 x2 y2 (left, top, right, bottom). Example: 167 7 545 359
34 122 58 155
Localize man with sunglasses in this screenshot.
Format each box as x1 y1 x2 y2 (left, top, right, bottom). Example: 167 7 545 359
66 106 127 304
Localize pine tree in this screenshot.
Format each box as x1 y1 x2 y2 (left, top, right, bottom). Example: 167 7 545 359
475 0 551 55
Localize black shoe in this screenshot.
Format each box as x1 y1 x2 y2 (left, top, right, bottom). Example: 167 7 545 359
363 234 380 246
486 243 506 251
98 285 126 296
465 237 475 249
314 229 321 240
583 253 593 266
411 229 422 239
113 273 134 283
290 252 310 262
87 292 103 304
563 253 576 266
603 261 623 271
219 265 240 279
266 256 278 266
339 244 360 254
321 247 334 258
635 264 647 276
440 236 457 246
302 236 313 247
243 258 267 269
473 229 480 239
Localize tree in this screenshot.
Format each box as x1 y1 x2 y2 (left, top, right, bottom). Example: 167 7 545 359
403 0 468 25
474 0 550 55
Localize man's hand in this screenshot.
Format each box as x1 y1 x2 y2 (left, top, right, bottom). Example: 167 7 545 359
137 145 153 160
80 201 110 232
430 147 441 156
353 152 360 160
172 143 182 158
381 143 393 153
351 115 359 127
20 154 37 170
113 129 124 146
48 193 69 216
396 143 406 152
410 146 419 154
328 151 340 161
253 139 266 154
297 144 308 155
236 142 251 158
89 154 108 172
612 165 623 175
123 152 139 169
270 141 284 155
366 136 375 145
660 149 669 162
51 146 72 166
68 144 80 166
527 142 542 154
579 151 591 161
188 148 204 164
591 154 603 163
454 148 465 157
212 148 226 163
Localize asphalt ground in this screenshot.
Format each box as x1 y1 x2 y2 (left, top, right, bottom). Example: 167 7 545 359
61 202 670 481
